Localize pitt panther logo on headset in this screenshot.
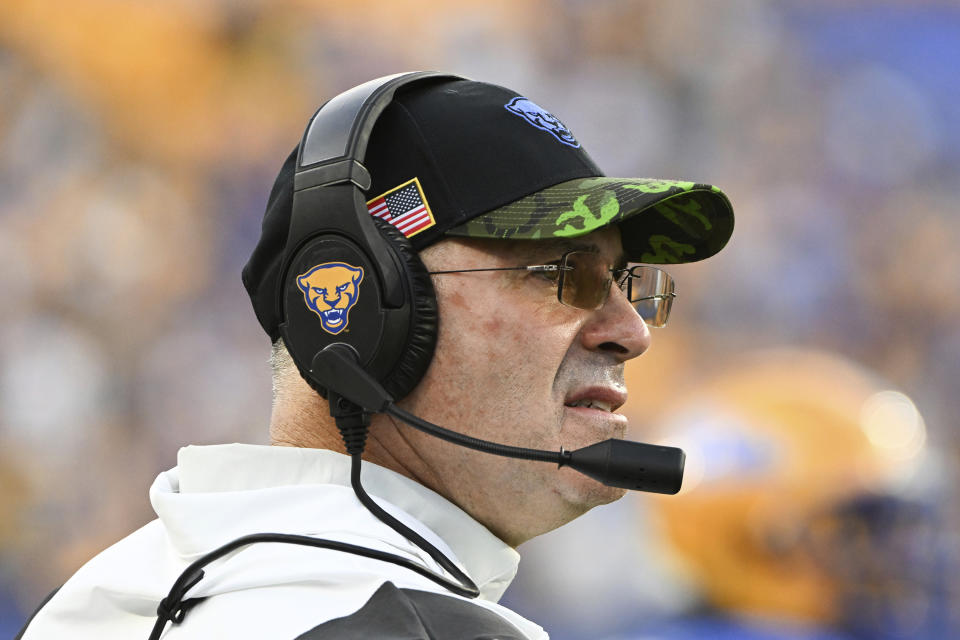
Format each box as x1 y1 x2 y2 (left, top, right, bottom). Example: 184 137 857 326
296 262 364 335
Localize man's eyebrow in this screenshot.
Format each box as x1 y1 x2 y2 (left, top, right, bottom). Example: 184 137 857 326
553 240 595 253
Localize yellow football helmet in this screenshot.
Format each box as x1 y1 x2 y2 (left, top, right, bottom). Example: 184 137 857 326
637 348 932 628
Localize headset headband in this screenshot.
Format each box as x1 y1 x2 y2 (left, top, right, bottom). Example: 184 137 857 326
294 71 463 191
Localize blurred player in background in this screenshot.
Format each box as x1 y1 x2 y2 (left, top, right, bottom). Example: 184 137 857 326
630 348 957 640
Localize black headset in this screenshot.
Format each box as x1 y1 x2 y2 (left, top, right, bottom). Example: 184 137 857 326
275 70 684 499
277 71 466 402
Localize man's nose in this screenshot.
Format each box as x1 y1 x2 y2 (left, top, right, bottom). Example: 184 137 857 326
578 284 651 362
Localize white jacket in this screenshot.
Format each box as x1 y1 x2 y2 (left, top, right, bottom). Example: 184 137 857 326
20 444 548 639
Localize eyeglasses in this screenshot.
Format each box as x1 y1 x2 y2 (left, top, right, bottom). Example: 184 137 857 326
428 250 676 327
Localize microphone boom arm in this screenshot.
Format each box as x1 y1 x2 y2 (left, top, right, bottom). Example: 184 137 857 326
311 343 685 494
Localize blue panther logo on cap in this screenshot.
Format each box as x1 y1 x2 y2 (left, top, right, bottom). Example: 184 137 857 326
504 96 580 148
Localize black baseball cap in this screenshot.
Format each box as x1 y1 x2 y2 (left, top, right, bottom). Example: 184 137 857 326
243 76 734 341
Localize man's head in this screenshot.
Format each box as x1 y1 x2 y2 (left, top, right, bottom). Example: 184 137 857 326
243 73 734 544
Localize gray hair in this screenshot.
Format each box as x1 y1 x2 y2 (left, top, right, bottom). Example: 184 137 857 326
269 338 297 403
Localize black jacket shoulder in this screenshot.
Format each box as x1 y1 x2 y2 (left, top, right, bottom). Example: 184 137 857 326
295 581 529 640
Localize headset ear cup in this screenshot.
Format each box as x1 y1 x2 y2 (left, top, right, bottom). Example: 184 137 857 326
370 218 438 400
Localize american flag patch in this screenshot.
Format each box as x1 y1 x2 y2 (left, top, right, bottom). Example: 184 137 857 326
366 177 436 238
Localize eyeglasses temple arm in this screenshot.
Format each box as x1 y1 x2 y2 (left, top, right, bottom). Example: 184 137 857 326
633 293 677 301
427 265 569 275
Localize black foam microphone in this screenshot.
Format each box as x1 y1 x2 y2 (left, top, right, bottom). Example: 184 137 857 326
311 343 685 495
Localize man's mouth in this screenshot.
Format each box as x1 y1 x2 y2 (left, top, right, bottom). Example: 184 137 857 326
562 388 629 440
562 386 626 414
564 399 615 412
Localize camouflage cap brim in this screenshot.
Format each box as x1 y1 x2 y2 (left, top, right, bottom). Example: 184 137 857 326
444 177 734 264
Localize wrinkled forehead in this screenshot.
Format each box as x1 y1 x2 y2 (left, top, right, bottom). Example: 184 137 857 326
418 226 627 272
480 227 626 264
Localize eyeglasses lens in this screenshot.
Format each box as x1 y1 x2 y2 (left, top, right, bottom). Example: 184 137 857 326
558 252 610 310
624 266 674 328
558 252 675 327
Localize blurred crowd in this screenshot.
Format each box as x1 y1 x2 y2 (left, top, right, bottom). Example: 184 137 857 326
1 1 958 638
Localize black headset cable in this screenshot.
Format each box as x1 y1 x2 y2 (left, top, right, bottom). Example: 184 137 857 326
148 398 479 640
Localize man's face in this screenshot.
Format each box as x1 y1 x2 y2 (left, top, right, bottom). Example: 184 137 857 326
396 227 651 546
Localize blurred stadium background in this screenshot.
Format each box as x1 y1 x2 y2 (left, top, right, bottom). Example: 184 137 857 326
1 1 958 638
